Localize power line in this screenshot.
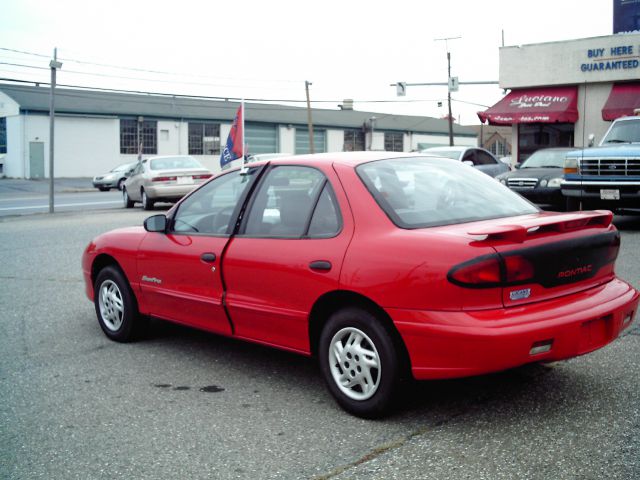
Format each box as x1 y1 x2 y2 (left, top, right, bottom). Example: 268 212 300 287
0 47 50 58
0 46 303 84
0 76 460 106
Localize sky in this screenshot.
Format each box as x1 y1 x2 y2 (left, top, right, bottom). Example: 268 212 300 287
0 0 614 125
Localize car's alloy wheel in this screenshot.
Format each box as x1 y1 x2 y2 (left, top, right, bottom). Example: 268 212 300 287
98 279 124 332
117 178 125 191
123 188 134 208
319 307 401 418
94 265 144 342
328 327 381 401
142 190 154 211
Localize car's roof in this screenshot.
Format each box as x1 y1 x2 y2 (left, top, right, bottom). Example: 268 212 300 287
250 151 436 168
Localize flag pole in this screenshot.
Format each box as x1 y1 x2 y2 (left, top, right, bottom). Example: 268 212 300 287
241 98 245 166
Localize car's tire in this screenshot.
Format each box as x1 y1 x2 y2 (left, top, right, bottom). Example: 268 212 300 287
318 307 401 418
94 265 144 342
141 189 154 211
123 188 134 208
117 178 125 191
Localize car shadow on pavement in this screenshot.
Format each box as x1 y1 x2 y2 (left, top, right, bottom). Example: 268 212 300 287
137 317 607 423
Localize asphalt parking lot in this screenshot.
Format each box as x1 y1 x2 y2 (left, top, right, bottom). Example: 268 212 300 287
1 203 639 479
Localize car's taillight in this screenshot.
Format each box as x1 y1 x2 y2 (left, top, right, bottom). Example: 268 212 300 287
448 254 534 288
193 174 213 180
448 255 502 287
152 176 177 182
504 255 534 283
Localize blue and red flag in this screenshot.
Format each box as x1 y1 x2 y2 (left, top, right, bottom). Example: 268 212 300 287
220 104 244 168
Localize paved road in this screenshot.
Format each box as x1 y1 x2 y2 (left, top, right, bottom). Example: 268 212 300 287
0 210 639 479
0 178 123 216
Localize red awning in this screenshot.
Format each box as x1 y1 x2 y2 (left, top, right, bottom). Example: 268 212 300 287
602 83 640 121
477 86 579 125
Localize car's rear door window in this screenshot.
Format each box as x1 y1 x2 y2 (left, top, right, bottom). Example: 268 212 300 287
242 166 340 238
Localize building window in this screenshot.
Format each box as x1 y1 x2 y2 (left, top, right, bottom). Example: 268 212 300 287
189 122 221 155
120 119 157 155
0 117 6 154
384 132 403 152
344 129 364 151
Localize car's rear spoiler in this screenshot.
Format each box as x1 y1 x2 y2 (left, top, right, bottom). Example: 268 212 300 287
468 210 613 243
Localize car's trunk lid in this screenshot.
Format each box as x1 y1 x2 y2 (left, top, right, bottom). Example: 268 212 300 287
445 210 619 308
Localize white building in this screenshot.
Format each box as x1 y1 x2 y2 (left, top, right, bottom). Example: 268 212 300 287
0 84 477 178
478 33 640 163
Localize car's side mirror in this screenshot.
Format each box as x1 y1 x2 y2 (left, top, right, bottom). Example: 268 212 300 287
462 160 474 166
144 214 168 233
587 133 595 147
514 163 521 169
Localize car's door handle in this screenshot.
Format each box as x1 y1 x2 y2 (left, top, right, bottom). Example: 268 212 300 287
200 252 217 263
309 260 332 271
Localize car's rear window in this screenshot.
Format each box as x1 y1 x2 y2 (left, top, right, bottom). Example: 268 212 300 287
357 157 538 228
150 156 202 170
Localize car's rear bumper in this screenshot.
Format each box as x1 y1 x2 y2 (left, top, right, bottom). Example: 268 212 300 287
389 278 638 380
145 184 199 201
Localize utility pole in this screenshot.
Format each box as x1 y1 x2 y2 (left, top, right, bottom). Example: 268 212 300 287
137 116 144 161
435 36 460 147
48 48 62 213
305 81 315 154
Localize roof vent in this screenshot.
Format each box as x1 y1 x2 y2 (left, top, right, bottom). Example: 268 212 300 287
339 99 354 111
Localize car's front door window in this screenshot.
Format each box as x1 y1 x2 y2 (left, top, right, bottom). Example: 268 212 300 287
172 168 257 235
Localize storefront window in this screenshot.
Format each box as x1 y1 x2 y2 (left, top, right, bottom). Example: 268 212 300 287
518 124 574 163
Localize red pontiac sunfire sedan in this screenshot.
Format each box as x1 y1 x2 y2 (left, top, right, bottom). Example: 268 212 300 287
82 152 638 417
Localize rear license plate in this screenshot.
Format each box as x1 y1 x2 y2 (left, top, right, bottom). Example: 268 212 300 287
177 176 194 185
600 189 620 200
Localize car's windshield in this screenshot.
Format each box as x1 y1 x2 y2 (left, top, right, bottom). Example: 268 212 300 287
112 163 134 172
520 150 570 168
601 119 640 144
150 156 202 170
357 157 538 229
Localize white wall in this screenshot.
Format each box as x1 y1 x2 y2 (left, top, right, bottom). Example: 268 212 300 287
279 125 295 154
3 112 478 177
0 92 19 117
576 83 614 147
157 120 180 156
371 131 385 151
326 129 344 152
4 115 24 178
56 116 120 177
500 33 640 89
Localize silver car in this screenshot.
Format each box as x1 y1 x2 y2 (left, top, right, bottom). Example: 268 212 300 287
92 161 137 191
420 146 510 177
122 155 212 210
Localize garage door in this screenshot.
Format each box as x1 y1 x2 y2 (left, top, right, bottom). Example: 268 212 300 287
245 124 278 155
295 128 326 154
